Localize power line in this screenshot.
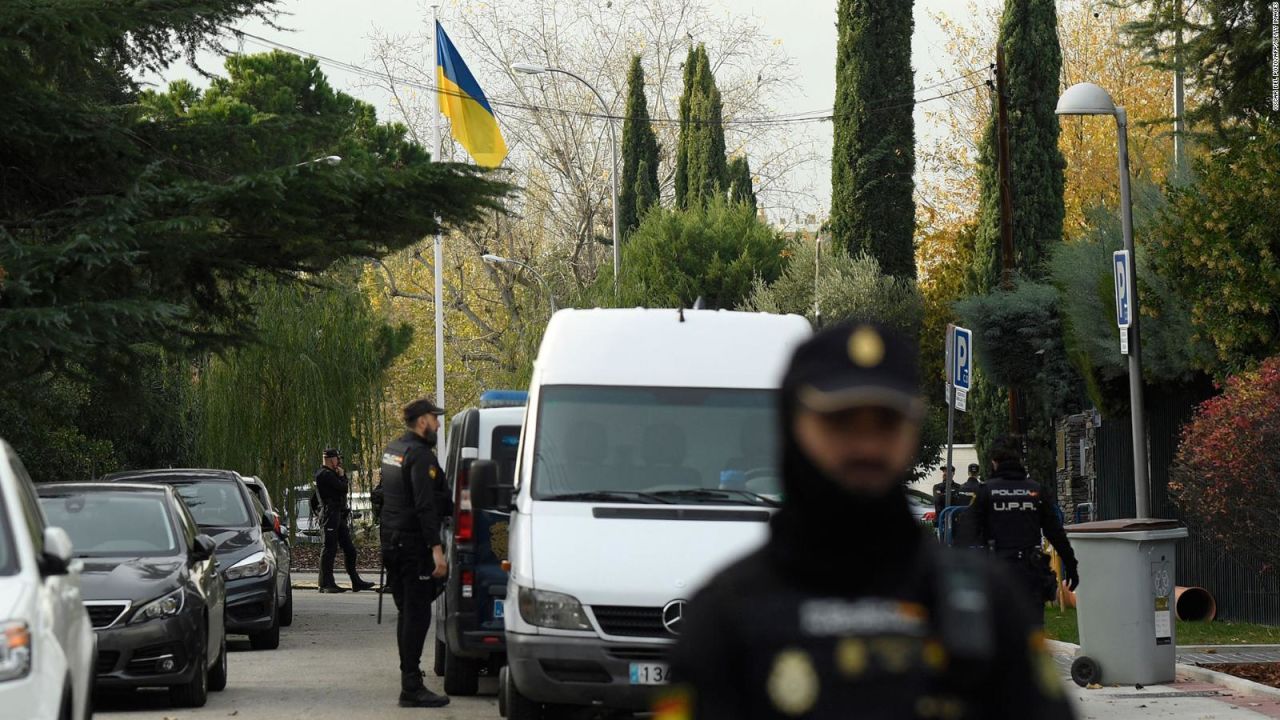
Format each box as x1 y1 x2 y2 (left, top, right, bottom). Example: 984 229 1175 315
231 29 984 127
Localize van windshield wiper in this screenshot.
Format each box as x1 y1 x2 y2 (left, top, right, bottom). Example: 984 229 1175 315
650 489 782 508
542 490 674 504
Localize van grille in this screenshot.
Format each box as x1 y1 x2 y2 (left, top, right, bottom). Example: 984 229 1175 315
591 606 668 638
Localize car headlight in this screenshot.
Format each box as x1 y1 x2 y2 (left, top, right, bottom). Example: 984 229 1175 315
0 622 31 682
517 586 592 631
224 551 272 581
130 589 184 625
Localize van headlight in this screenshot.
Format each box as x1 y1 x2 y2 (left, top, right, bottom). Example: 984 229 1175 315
517 587 592 631
0 621 32 682
130 589 184 624
225 551 272 581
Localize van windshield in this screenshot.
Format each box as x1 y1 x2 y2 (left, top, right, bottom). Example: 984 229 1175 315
532 385 781 504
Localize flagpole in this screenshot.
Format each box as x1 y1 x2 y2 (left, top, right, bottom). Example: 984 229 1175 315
431 4 446 445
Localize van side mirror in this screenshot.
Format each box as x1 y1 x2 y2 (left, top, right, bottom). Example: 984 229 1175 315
192 534 217 562
470 460 512 511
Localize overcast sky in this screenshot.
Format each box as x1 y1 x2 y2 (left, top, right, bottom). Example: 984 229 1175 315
152 0 1000 218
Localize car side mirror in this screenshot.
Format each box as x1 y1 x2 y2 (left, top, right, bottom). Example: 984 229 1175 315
39 527 74 576
261 511 279 534
470 460 513 511
191 534 217 562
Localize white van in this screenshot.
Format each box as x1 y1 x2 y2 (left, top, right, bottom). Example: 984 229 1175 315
484 309 810 717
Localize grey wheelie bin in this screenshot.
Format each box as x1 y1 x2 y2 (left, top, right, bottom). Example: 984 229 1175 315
1064 518 1189 687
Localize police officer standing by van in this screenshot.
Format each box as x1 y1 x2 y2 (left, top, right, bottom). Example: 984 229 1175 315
660 323 1074 719
968 436 1080 622
379 398 451 709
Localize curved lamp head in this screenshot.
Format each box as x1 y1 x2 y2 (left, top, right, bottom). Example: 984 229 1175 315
1056 82 1117 116
511 62 548 75
481 253 510 265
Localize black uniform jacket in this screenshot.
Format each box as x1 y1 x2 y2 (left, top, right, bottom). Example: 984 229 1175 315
931 480 977 517
379 431 450 549
968 464 1076 565
314 467 348 512
665 434 1075 720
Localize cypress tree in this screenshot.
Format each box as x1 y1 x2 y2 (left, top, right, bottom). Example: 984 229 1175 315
678 46 730 207
830 0 916 278
619 55 660 237
727 155 756 213
674 46 698 208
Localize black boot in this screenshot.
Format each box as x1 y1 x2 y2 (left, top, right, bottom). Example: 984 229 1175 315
318 585 348 594
400 671 449 708
351 579 376 592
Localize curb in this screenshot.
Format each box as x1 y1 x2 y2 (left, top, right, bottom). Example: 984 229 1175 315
1047 638 1280 701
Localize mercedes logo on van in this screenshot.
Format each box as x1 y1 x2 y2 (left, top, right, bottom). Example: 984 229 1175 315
662 600 687 635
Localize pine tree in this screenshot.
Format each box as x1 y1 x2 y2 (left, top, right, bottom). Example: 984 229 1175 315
619 55 660 237
830 0 916 278
727 155 757 213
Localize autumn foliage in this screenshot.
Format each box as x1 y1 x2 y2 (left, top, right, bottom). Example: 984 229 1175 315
1170 356 1280 568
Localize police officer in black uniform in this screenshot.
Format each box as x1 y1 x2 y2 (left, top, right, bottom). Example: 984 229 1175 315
968 436 1080 622
661 323 1074 720
379 398 451 709
930 465 970 519
316 449 376 593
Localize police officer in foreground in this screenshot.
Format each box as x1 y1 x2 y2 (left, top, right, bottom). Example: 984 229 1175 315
315 449 376 594
660 323 1074 720
968 436 1079 623
379 398 450 709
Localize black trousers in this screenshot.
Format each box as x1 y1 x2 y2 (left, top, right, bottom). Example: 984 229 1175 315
997 549 1050 626
320 515 360 587
383 538 437 685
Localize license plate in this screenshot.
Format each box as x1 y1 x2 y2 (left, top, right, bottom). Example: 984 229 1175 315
493 599 505 619
629 662 670 685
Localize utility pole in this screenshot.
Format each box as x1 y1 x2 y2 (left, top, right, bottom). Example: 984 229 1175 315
995 42 1021 435
1172 0 1188 184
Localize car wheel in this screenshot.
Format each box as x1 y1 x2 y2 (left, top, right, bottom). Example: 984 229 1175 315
169 642 209 708
433 638 446 677
504 668 542 720
443 648 480 696
249 604 281 651
208 634 228 691
279 581 294 628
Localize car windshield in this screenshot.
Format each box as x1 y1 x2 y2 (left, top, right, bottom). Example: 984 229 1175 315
532 385 780 504
168 480 251 527
38 490 178 557
0 492 16 575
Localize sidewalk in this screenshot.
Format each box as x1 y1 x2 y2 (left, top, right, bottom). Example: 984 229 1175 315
1050 641 1280 719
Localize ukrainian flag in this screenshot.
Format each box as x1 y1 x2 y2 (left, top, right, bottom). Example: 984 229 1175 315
436 21 507 168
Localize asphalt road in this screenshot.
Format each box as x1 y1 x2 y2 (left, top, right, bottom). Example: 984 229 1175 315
95 590 500 719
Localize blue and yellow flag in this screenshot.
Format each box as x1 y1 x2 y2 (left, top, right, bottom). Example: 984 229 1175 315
436 21 507 168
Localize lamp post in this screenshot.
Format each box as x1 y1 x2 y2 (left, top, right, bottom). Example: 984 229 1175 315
511 62 619 296
1057 82 1150 519
813 236 822 328
482 254 558 314
294 155 342 167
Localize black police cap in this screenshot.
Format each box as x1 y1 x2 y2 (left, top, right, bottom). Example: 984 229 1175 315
402 397 445 425
323 448 342 459
783 322 923 419
968 463 981 474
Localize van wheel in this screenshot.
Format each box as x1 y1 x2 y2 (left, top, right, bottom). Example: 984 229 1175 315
443 648 481 696
433 639 446 677
169 643 209 707
208 634 228 691
279 582 294 627
249 604 281 650
504 668 542 720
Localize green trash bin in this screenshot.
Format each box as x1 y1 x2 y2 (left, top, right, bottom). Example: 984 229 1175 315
1065 518 1189 687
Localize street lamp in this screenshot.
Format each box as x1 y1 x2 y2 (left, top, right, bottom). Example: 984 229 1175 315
482 254 558 313
512 61 620 296
295 155 342 167
1057 82 1150 519
813 236 822 328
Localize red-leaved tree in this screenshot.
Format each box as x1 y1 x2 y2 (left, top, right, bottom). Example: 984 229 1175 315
1170 356 1280 568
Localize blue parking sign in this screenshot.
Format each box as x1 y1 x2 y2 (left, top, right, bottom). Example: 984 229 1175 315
952 326 972 392
1114 250 1132 329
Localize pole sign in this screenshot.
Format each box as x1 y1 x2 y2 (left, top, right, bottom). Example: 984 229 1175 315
1113 250 1133 354
949 325 973 412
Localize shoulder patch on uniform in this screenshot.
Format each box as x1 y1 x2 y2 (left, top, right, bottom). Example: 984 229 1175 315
767 648 819 716
381 453 404 467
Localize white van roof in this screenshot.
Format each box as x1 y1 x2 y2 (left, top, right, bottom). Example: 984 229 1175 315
534 308 811 388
